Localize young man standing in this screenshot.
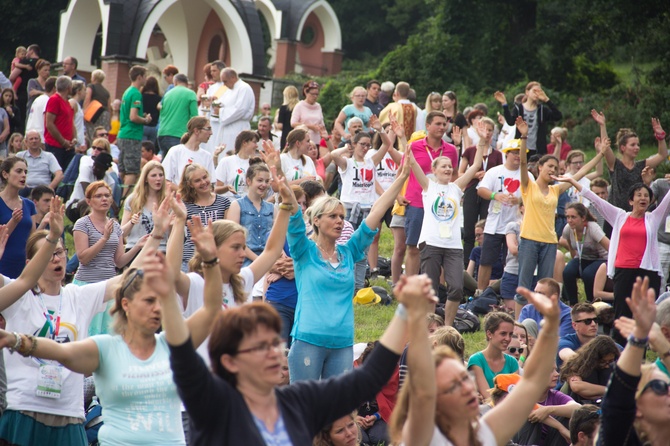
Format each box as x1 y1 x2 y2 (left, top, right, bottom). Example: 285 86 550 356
44 76 76 170
364 80 383 117
117 65 151 197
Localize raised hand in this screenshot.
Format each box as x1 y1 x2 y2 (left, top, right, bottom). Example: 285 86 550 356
652 117 665 136
213 144 227 158
260 139 281 169
452 126 462 146
475 120 489 141
318 124 329 139
103 219 114 241
535 88 549 103
188 215 217 261
152 191 174 235
47 196 65 238
515 117 528 136
369 114 382 131
393 274 437 313
625 276 656 336
389 114 405 139
494 91 507 104
170 193 187 221
641 166 656 186
397 152 411 180
590 109 606 126
516 286 560 323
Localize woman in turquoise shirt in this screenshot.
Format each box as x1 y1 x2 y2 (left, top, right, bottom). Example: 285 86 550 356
287 157 411 382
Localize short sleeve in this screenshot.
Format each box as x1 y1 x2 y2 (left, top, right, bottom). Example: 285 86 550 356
477 168 495 190
467 352 485 369
73 216 90 234
505 221 518 236
48 153 62 173
25 199 36 217
588 221 606 243
91 334 112 371
561 223 571 242
239 266 255 300
71 281 108 322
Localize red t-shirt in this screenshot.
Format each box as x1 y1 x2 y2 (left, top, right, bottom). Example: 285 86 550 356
547 141 573 161
461 146 503 189
44 94 74 148
614 216 647 268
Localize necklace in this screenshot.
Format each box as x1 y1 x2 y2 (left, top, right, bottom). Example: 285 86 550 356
316 242 337 261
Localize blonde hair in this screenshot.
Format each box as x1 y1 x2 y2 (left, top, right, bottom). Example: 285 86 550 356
129 161 166 215
349 86 366 100
313 411 362 446
306 196 343 237
110 268 145 334
551 126 568 140
389 346 482 446
91 69 105 83
187 220 248 305
91 137 110 153
177 163 209 203
431 326 465 361
15 46 26 57
425 92 442 113
283 85 299 112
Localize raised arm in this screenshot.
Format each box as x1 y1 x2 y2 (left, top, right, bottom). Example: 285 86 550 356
183 217 223 348
484 286 560 445
517 117 530 188
0 197 64 311
646 118 668 169
248 169 298 283
397 275 441 446
454 124 486 190
558 141 605 193
330 144 351 171
365 154 411 228
368 115 391 166
165 194 191 300
408 150 430 191
333 110 348 139
591 110 615 170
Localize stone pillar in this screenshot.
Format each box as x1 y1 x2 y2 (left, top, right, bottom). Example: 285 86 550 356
273 39 297 78
100 56 148 99
321 49 343 76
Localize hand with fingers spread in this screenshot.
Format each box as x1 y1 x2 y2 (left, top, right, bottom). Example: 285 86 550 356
516 286 560 325
188 215 217 262
652 117 665 136
151 191 174 236
369 114 382 132
515 117 528 136
170 193 188 222
389 114 405 140
260 139 281 169
590 109 606 126
494 91 507 105
452 125 462 146
625 276 656 338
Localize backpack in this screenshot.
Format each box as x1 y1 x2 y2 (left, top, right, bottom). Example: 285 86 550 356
453 308 480 333
85 396 103 446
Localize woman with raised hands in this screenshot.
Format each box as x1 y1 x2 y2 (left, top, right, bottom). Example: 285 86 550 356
287 155 411 382
0 197 129 445
0 219 222 446
598 277 670 446
389 283 561 446
166 267 435 444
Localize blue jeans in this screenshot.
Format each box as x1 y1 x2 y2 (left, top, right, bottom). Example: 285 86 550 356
268 301 295 345
288 340 353 382
563 258 605 304
158 135 182 157
514 238 557 305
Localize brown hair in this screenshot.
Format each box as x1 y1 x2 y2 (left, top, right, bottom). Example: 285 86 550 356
484 312 515 339
35 59 51 72
283 128 309 165
590 177 609 189
129 65 147 82
538 154 559 166
245 158 270 181
426 111 446 126
560 336 620 383
26 230 64 260
177 163 209 203
180 116 210 144
0 157 27 185
571 302 596 320
313 412 361 446
234 130 259 153
566 202 597 222
110 268 145 334
208 302 282 385
616 128 638 152
187 220 247 305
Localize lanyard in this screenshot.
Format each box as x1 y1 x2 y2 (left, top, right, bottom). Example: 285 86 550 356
573 225 586 260
482 147 492 171
425 140 443 163
36 290 63 337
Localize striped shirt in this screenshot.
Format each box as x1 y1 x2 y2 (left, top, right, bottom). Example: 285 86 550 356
73 216 122 283
182 195 231 265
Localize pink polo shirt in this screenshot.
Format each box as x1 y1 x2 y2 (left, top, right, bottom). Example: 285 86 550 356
404 138 458 207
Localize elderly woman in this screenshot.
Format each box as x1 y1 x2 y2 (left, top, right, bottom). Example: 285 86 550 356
0 214 222 445
84 69 111 141
333 86 374 139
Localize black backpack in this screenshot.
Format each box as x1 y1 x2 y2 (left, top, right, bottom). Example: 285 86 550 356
453 308 480 333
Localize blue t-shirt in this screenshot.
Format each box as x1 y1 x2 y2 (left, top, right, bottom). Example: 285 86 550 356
342 104 373 131
0 197 36 279
467 351 519 389
469 246 504 280
519 300 575 338
92 333 185 445
288 210 377 348
265 241 298 309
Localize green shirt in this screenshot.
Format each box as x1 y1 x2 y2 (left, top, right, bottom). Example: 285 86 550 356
157 86 199 138
656 357 670 378
118 86 143 140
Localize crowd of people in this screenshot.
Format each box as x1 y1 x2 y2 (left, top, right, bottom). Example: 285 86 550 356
0 42 669 446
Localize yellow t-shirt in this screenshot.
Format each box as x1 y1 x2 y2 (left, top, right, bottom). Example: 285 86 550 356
520 180 560 243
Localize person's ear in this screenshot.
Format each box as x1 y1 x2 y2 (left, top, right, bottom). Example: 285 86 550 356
219 354 239 375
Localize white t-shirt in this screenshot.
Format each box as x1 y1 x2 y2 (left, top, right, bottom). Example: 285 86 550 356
366 150 398 193
181 268 254 365
162 144 216 186
478 164 532 235
420 422 496 446
565 173 591 207
25 94 50 141
66 169 117 208
419 181 463 249
1 279 107 418
280 153 317 182
339 157 377 207
215 155 250 197
79 155 120 175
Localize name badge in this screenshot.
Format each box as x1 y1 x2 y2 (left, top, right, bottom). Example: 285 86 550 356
439 222 452 239
665 216 670 233
491 200 503 214
36 364 63 399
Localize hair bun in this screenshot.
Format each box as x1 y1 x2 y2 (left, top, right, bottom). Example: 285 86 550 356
248 157 264 166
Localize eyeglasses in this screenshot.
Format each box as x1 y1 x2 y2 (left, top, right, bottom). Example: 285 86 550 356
96 133 108 137
438 372 474 396
121 269 144 296
52 248 68 261
570 160 584 165
236 337 286 356
200 127 212 132
642 379 670 396
92 193 112 199
92 146 105 151
475 233 483 239
306 91 319 96
507 347 524 354
358 143 372 149
574 317 598 325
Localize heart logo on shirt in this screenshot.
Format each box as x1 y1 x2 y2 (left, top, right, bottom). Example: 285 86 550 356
504 178 520 193
385 158 397 171
361 168 373 182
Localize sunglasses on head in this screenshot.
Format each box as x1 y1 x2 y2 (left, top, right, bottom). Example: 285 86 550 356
575 317 598 325
508 347 524 354
642 379 670 396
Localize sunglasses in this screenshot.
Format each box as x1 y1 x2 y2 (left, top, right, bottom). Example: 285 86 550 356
121 269 144 296
574 317 598 325
507 347 524 354
642 379 670 396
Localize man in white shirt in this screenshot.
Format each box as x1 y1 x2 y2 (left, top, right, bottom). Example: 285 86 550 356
213 68 255 154
16 129 63 196
25 76 57 142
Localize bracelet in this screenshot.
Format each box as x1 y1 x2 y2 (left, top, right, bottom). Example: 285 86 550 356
201 258 220 268
211 114 219 119
490 192 496 200
627 334 649 349
373 412 380 420
395 303 408 321
45 236 58 245
279 203 294 212
655 132 667 141
19 335 38 357
150 233 164 240
520 136 528 140
9 332 21 353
